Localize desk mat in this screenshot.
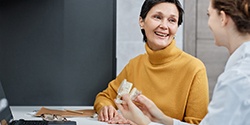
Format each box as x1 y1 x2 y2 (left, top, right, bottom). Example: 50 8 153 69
35 107 96 117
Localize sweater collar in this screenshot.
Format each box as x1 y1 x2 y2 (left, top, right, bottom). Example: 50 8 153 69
145 40 182 65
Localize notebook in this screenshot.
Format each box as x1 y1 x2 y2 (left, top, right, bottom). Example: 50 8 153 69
0 81 76 125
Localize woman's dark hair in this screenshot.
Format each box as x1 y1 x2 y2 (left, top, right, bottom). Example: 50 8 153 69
140 0 184 42
212 0 250 34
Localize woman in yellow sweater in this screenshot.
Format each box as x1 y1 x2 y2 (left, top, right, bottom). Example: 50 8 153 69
94 0 209 124
116 0 250 124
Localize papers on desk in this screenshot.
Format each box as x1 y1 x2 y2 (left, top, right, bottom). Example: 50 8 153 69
35 107 96 117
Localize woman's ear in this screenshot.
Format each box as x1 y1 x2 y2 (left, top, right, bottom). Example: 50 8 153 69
220 10 229 26
139 17 144 29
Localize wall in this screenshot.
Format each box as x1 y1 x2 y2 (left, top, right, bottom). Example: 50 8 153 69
116 0 184 75
183 1 228 99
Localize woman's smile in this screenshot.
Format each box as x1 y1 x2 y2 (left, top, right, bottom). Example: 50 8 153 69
155 31 169 38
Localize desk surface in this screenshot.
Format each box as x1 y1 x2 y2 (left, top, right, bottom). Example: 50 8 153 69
10 106 116 125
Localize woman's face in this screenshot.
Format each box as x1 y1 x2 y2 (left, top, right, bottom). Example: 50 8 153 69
140 2 179 51
207 1 226 47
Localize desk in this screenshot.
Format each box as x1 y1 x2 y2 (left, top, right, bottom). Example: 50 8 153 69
10 106 113 125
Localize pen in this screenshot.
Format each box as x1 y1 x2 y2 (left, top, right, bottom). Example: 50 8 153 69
64 109 84 114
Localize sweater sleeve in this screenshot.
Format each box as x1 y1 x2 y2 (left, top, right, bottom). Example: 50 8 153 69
184 68 209 124
93 64 129 113
93 79 118 113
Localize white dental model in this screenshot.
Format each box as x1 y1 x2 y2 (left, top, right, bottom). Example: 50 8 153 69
115 79 141 103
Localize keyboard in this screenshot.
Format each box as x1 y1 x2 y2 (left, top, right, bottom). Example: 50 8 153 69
10 119 76 125
10 119 48 125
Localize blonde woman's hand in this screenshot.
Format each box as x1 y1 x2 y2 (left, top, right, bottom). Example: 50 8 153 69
115 94 151 125
134 95 166 122
134 95 173 125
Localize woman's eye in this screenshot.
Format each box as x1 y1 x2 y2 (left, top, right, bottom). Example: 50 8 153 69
154 15 161 19
169 18 176 23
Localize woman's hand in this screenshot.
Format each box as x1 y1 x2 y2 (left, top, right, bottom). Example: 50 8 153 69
115 94 151 125
134 95 173 125
116 94 174 125
108 113 136 124
134 95 166 123
97 105 117 122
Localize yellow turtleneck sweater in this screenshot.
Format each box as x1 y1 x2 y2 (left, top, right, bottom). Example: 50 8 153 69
94 40 209 124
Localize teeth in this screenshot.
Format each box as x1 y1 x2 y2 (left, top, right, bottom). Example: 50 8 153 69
155 32 167 37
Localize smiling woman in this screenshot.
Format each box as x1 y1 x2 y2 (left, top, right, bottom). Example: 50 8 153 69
139 2 179 50
94 0 209 124
116 0 250 124
116 0 184 75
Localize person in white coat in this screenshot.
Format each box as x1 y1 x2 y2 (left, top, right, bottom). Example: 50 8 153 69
115 0 250 124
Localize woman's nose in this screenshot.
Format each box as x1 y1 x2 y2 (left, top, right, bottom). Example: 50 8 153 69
159 20 168 29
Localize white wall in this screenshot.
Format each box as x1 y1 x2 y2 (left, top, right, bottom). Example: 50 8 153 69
116 0 184 75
